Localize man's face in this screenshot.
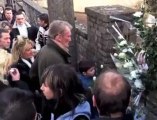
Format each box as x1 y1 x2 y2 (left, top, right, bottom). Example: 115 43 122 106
16 14 26 25
4 10 13 20
60 26 72 49
0 32 10 49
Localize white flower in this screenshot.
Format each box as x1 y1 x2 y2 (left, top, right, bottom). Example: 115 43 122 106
134 79 143 89
123 63 129 68
115 63 122 68
100 64 104 69
93 76 96 81
127 61 133 67
134 22 139 25
114 53 118 57
122 49 128 53
131 70 137 78
144 14 156 27
118 52 126 59
123 61 133 68
119 40 127 46
133 11 143 17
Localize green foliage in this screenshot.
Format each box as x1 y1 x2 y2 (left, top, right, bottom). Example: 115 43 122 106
143 27 157 89
134 9 157 89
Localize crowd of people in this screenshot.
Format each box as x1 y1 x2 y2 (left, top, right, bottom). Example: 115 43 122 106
0 4 133 120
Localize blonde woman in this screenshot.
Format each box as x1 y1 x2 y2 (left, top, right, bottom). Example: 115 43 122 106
10 36 39 92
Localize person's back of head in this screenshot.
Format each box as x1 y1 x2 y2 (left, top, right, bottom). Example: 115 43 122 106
93 70 131 116
0 88 36 120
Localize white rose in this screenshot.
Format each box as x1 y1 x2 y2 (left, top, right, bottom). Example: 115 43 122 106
130 70 138 78
93 76 96 81
100 64 104 69
114 53 118 57
119 40 127 46
115 63 122 68
134 79 143 89
122 49 128 53
133 11 143 17
127 61 133 67
134 22 139 25
123 63 129 68
118 52 126 59
145 14 156 27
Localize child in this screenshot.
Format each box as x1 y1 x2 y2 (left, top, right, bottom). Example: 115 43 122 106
78 60 99 119
78 60 95 89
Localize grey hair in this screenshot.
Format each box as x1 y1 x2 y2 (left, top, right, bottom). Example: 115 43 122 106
48 20 72 39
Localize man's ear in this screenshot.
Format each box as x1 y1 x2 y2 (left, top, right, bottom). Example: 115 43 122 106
55 34 61 42
92 95 97 107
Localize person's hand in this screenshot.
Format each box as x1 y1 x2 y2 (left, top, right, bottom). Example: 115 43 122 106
9 68 20 81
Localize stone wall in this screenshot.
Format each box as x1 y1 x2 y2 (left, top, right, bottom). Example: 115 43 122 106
82 6 135 69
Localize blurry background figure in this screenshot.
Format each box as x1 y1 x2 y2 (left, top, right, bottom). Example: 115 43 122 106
0 88 37 120
11 11 38 44
36 13 49 50
2 7 15 26
17 8 29 22
0 5 4 21
0 21 13 50
0 21 12 33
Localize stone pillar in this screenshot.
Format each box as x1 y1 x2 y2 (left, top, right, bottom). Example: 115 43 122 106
85 6 135 69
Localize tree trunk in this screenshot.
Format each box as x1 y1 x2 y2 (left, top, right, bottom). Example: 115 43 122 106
47 0 75 26
47 0 77 68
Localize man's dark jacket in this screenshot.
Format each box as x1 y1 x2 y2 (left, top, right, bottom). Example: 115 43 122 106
11 25 38 42
30 38 70 84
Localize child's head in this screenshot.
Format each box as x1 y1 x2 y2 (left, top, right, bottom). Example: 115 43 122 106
79 60 95 77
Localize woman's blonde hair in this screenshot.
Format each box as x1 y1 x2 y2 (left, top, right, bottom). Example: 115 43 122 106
11 36 33 63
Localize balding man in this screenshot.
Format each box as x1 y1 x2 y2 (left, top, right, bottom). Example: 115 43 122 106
92 70 132 120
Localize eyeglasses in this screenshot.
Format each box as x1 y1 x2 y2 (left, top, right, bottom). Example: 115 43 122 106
35 113 42 120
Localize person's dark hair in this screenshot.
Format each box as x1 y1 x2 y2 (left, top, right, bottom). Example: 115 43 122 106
0 88 36 120
15 10 23 16
0 28 9 38
4 7 12 12
93 70 131 116
78 60 95 73
18 8 25 13
38 13 49 24
41 64 86 110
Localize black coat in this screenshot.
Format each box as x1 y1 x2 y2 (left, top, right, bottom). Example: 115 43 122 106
10 58 40 92
11 25 38 42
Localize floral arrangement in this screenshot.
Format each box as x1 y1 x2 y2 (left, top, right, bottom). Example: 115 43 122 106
107 20 146 119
